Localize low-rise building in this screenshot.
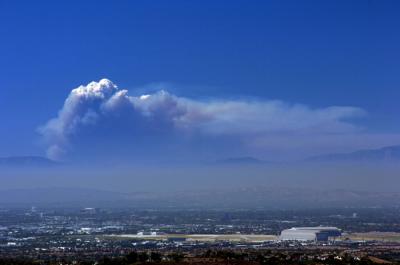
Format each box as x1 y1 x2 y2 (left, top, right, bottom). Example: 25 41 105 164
280 226 341 242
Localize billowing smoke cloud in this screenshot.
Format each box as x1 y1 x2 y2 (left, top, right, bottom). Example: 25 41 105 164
39 79 365 161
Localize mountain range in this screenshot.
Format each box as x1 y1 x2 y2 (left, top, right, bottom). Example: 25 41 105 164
215 156 267 165
0 156 59 168
215 145 400 165
1 145 400 169
307 145 400 162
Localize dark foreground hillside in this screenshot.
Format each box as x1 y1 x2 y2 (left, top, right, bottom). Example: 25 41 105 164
0 250 398 265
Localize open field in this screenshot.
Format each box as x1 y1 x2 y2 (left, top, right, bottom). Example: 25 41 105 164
342 232 400 242
106 234 278 243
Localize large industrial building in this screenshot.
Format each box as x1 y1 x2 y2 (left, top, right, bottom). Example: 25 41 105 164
280 227 341 242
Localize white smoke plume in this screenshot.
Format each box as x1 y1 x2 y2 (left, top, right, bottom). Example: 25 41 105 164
39 79 365 160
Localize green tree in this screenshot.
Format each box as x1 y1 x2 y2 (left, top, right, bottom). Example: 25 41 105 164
138 252 149 263
150 252 162 263
126 251 138 264
168 253 184 263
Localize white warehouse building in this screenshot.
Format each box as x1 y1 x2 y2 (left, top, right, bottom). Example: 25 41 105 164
280 226 341 242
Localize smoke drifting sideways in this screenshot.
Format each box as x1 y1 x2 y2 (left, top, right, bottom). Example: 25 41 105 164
38 78 365 164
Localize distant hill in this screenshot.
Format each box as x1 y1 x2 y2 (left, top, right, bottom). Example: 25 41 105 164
215 156 267 165
0 156 59 168
307 145 400 162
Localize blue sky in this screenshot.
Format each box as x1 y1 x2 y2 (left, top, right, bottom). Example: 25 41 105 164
1 0 400 160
